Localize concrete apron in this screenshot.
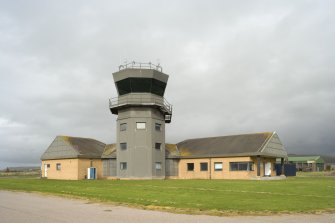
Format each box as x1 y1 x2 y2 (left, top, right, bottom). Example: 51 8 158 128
253 175 287 180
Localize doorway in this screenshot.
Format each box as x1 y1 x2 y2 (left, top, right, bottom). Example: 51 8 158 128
264 162 271 176
44 164 49 177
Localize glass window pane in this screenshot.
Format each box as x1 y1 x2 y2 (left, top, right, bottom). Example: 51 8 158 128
116 78 131 95
136 122 146 129
249 162 254 171
239 163 248 171
120 123 127 131
187 163 194 171
214 162 222 171
120 162 127 170
155 162 162 170
120 143 127 150
155 143 161 150
200 162 208 171
230 162 238 171
155 123 161 131
130 78 152 92
151 79 166 96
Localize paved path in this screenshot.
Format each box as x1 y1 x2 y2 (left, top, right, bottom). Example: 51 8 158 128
0 191 334 223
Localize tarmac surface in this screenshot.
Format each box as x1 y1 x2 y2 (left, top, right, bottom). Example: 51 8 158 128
0 190 334 223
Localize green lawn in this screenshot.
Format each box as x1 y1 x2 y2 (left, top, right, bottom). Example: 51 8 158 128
0 177 335 215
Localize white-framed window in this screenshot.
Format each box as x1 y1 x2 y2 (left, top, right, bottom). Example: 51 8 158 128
155 162 162 170
136 122 146 130
56 163 61 171
214 162 223 171
120 123 127 131
155 143 161 150
120 162 127 170
120 143 127 150
155 123 161 131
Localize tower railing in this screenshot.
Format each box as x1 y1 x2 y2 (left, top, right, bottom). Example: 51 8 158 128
109 94 172 115
118 61 163 72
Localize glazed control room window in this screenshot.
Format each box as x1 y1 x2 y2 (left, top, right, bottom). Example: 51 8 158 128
136 122 146 130
120 143 127 150
200 162 208 171
120 162 127 170
214 162 223 171
56 163 61 171
187 163 194 171
155 123 161 131
120 123 127 131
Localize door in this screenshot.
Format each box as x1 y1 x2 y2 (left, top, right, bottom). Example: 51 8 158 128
265 162 271 176
44 164 48 177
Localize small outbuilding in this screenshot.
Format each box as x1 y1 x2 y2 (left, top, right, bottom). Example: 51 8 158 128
287 155 325 172
41 136 105 180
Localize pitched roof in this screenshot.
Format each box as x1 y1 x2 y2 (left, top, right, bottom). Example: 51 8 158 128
288 156 324 163
101 144 117 158
40 136 105 160
165 143 180 157
174 132 287 158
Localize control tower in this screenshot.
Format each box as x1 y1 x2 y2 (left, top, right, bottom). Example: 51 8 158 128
109 62 172 179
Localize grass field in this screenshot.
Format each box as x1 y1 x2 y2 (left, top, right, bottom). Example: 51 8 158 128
0 176 335 215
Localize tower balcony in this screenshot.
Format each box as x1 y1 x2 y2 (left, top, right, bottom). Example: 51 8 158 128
109 93 172 123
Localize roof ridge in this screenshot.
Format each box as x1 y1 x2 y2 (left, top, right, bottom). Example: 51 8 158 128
57 135 105 144
178 132 273 144
258 131 275 152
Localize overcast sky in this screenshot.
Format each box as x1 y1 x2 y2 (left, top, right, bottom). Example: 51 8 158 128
0 0 334 168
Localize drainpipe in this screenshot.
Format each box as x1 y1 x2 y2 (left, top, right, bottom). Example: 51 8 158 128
209 158 212 180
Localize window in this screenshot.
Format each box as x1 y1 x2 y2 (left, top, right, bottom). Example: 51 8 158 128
120 123 127 131
115 78 167 96
155 143 161 150
120 162 127 170
56 163 61 171
200 162 208 171
120 143 127 150
214 162 223 171
136 122 146 130
46 164 50 168
155 162 162 170
187 163 194 171
155 123 161 131
230 162 254 171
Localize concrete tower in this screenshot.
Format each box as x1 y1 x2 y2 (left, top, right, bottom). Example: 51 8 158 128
109 62 172 179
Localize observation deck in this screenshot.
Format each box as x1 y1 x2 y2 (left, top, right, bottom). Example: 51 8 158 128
109 93 172 123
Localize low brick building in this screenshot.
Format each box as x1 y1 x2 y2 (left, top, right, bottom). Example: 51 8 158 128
41 136 105 180
165 132 287 179
41 132 287 180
